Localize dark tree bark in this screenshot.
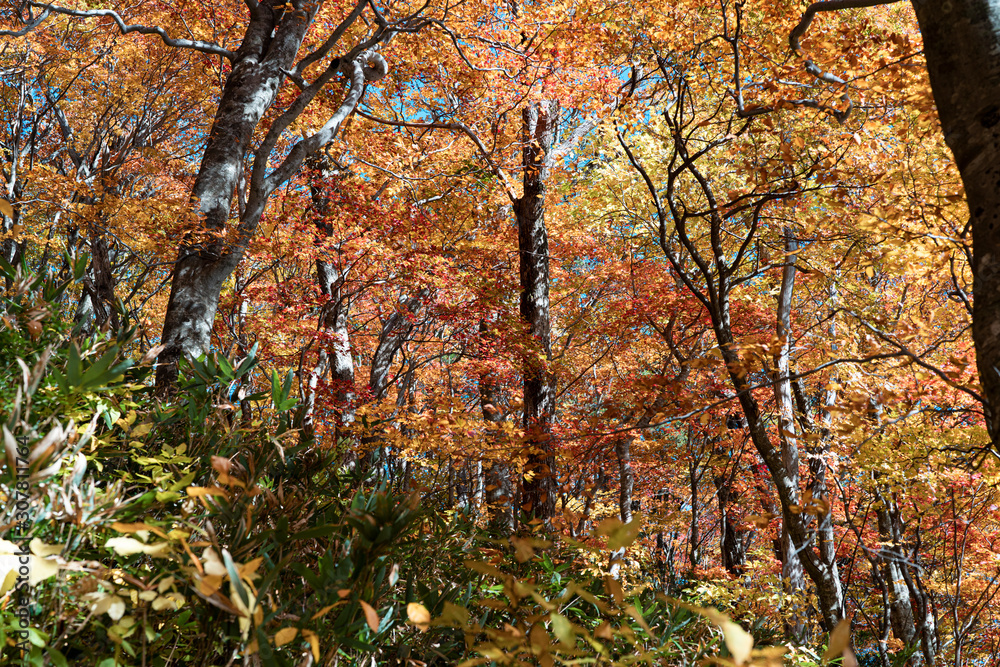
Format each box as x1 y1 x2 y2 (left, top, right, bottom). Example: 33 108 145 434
351 289 428 476
712 441 750 575
909 1 1000 448
369 291 428 401
75 230 120 334
515 101 558 526
688 454 702 571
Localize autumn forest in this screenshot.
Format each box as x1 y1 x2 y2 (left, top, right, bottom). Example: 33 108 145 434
2 1 1000 666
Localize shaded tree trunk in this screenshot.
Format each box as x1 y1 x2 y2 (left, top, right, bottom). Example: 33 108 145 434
154 1 389 389
689 454 702 572
157 4 318 387
712 442 750 575
911 0 1000 449
75 229 120 334
515 101 557 526
369 291 428 401
356 298 426 476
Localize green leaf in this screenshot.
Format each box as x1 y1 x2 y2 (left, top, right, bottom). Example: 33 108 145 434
289 525 339 541
222 548 250 608
66 344 82 388
47 648 69 667
550 612 575 647
27 627 47 647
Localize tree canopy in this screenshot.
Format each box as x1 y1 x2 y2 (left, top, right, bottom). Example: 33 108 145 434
2 1 1000 666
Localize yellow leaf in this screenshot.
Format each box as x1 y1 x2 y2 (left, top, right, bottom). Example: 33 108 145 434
596 516 641 550
359 599 380 632
186 486 229 499
30 555 60 584
0 569 16 595
0 199 12 218
311 604 337 620
198 574 224 597
131 422 153 438
625 605 656 639
720 620 753 665
152 593 184 611
240 556 265 580
302 629 320 661
105 537 171 558
407 602 431 631
93 593 127 621
274 627 298 647
29 538 63 557
823 616 852 663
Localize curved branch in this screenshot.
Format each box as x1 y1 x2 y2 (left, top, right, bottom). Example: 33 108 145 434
0 8 50 37
246 47 387 230
355 109 519 203
292 0 369 79
789 0 906 52
20 2 235 60
788 0 905 125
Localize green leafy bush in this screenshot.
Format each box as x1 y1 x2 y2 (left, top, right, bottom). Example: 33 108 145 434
1 258 841 667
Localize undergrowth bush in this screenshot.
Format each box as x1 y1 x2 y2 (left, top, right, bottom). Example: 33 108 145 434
1 257 848 666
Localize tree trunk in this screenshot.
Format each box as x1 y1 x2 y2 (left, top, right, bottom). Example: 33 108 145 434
773 225 808 641
713 446 749 575
609 433 634 579
301 153 355 445
873 482 919 655
157 5 312 387
155 1 386 389
480 316 514 532
369 292 427 401
618 435 634 525
911 0 1000 447
515 101 557 526
301 256 355 444
75 230 120 335
689 456 702 572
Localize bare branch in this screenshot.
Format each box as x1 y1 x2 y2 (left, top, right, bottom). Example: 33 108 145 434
546 115 604 169
355 109 519 203
292 0 369 79
20 2 236 60
244 45 388 232
0 8 50 37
